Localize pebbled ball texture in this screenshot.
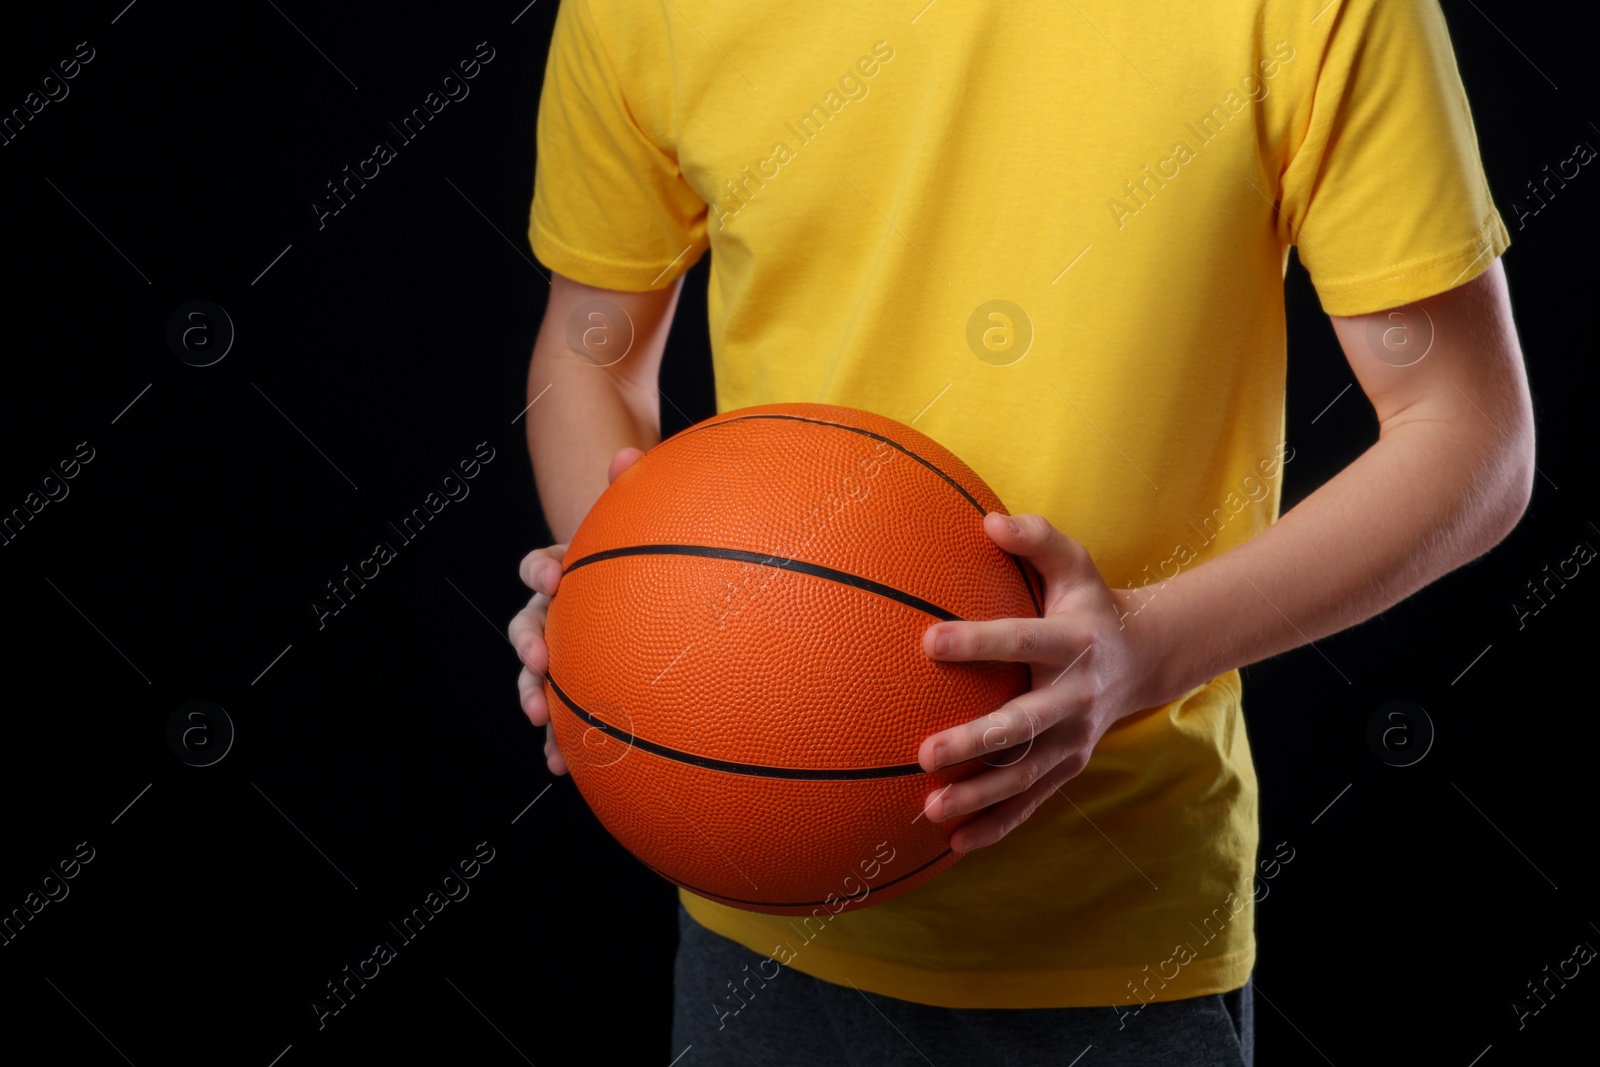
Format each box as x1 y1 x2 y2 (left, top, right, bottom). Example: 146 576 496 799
544 403 1040 915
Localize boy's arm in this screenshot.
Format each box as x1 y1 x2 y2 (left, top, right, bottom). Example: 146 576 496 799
917 259 1536 851
510 271 682 775
1137 258 1534 700
526 272 683 542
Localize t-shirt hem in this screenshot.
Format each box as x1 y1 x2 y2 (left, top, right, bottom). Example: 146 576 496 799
528 220 703 291
681 891 1256 1009
1313 210 1511 316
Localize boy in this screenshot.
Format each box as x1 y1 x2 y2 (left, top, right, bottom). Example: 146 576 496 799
509 2 1533 1062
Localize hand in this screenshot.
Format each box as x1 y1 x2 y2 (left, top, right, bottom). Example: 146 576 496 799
917 512 1154 852
509 446 645 775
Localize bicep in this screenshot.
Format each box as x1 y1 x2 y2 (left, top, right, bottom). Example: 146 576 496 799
1327 258 1531 439
538 270 684 398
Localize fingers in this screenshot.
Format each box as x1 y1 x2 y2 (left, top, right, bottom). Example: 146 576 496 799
919 688 1082 772
518 664 549 726
518 669 570 776
545 723 569 777
921 721 1091 826
924 616 1084 664
507 592 552 675
904 514 1117 853
518 543 569 597
608 446 645 484
514 538 583 776
511 542 565 671
945 761 1081 852
512 451 640 771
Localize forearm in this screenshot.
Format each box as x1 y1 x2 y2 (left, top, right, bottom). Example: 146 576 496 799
525 279 679 542
527 351 655 542
913 268 1536 850
1130 404 1534 709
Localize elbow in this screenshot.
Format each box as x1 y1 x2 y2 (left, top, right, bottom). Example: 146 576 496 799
1488 460 1534 551
1477 411 1537 553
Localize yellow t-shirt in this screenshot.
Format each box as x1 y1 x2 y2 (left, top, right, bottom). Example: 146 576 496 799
528 0 1508 1008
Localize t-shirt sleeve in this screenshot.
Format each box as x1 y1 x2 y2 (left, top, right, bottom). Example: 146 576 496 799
528 0 707 290
1277 0 1510 315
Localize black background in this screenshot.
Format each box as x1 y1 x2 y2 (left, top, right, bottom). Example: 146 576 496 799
1 2 1595 1064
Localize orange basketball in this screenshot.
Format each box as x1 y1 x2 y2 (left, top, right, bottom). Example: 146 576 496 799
543 403 1040 915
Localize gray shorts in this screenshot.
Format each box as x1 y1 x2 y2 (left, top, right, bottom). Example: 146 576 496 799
670 903 1254 1067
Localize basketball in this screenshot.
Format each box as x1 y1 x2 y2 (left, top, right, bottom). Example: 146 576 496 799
543 403 1041 915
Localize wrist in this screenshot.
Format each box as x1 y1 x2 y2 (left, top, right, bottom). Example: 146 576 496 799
1112 583 1187 712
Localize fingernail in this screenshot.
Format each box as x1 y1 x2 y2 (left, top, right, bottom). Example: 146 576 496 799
932 631 950 656
1005 516 1021 535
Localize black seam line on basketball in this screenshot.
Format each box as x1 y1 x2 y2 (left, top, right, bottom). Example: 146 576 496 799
546 673 925 781
562 544 963 623
668 412 1044 618
643 848 956 909
676 413 989 513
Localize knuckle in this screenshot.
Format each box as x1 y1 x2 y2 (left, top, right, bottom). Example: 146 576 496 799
1015 759 1042 791
510 608 538 640
1022 706 1044 738
987 707 1019 743
520 545 566 588
1088 670 1113 706
517 636 544 669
